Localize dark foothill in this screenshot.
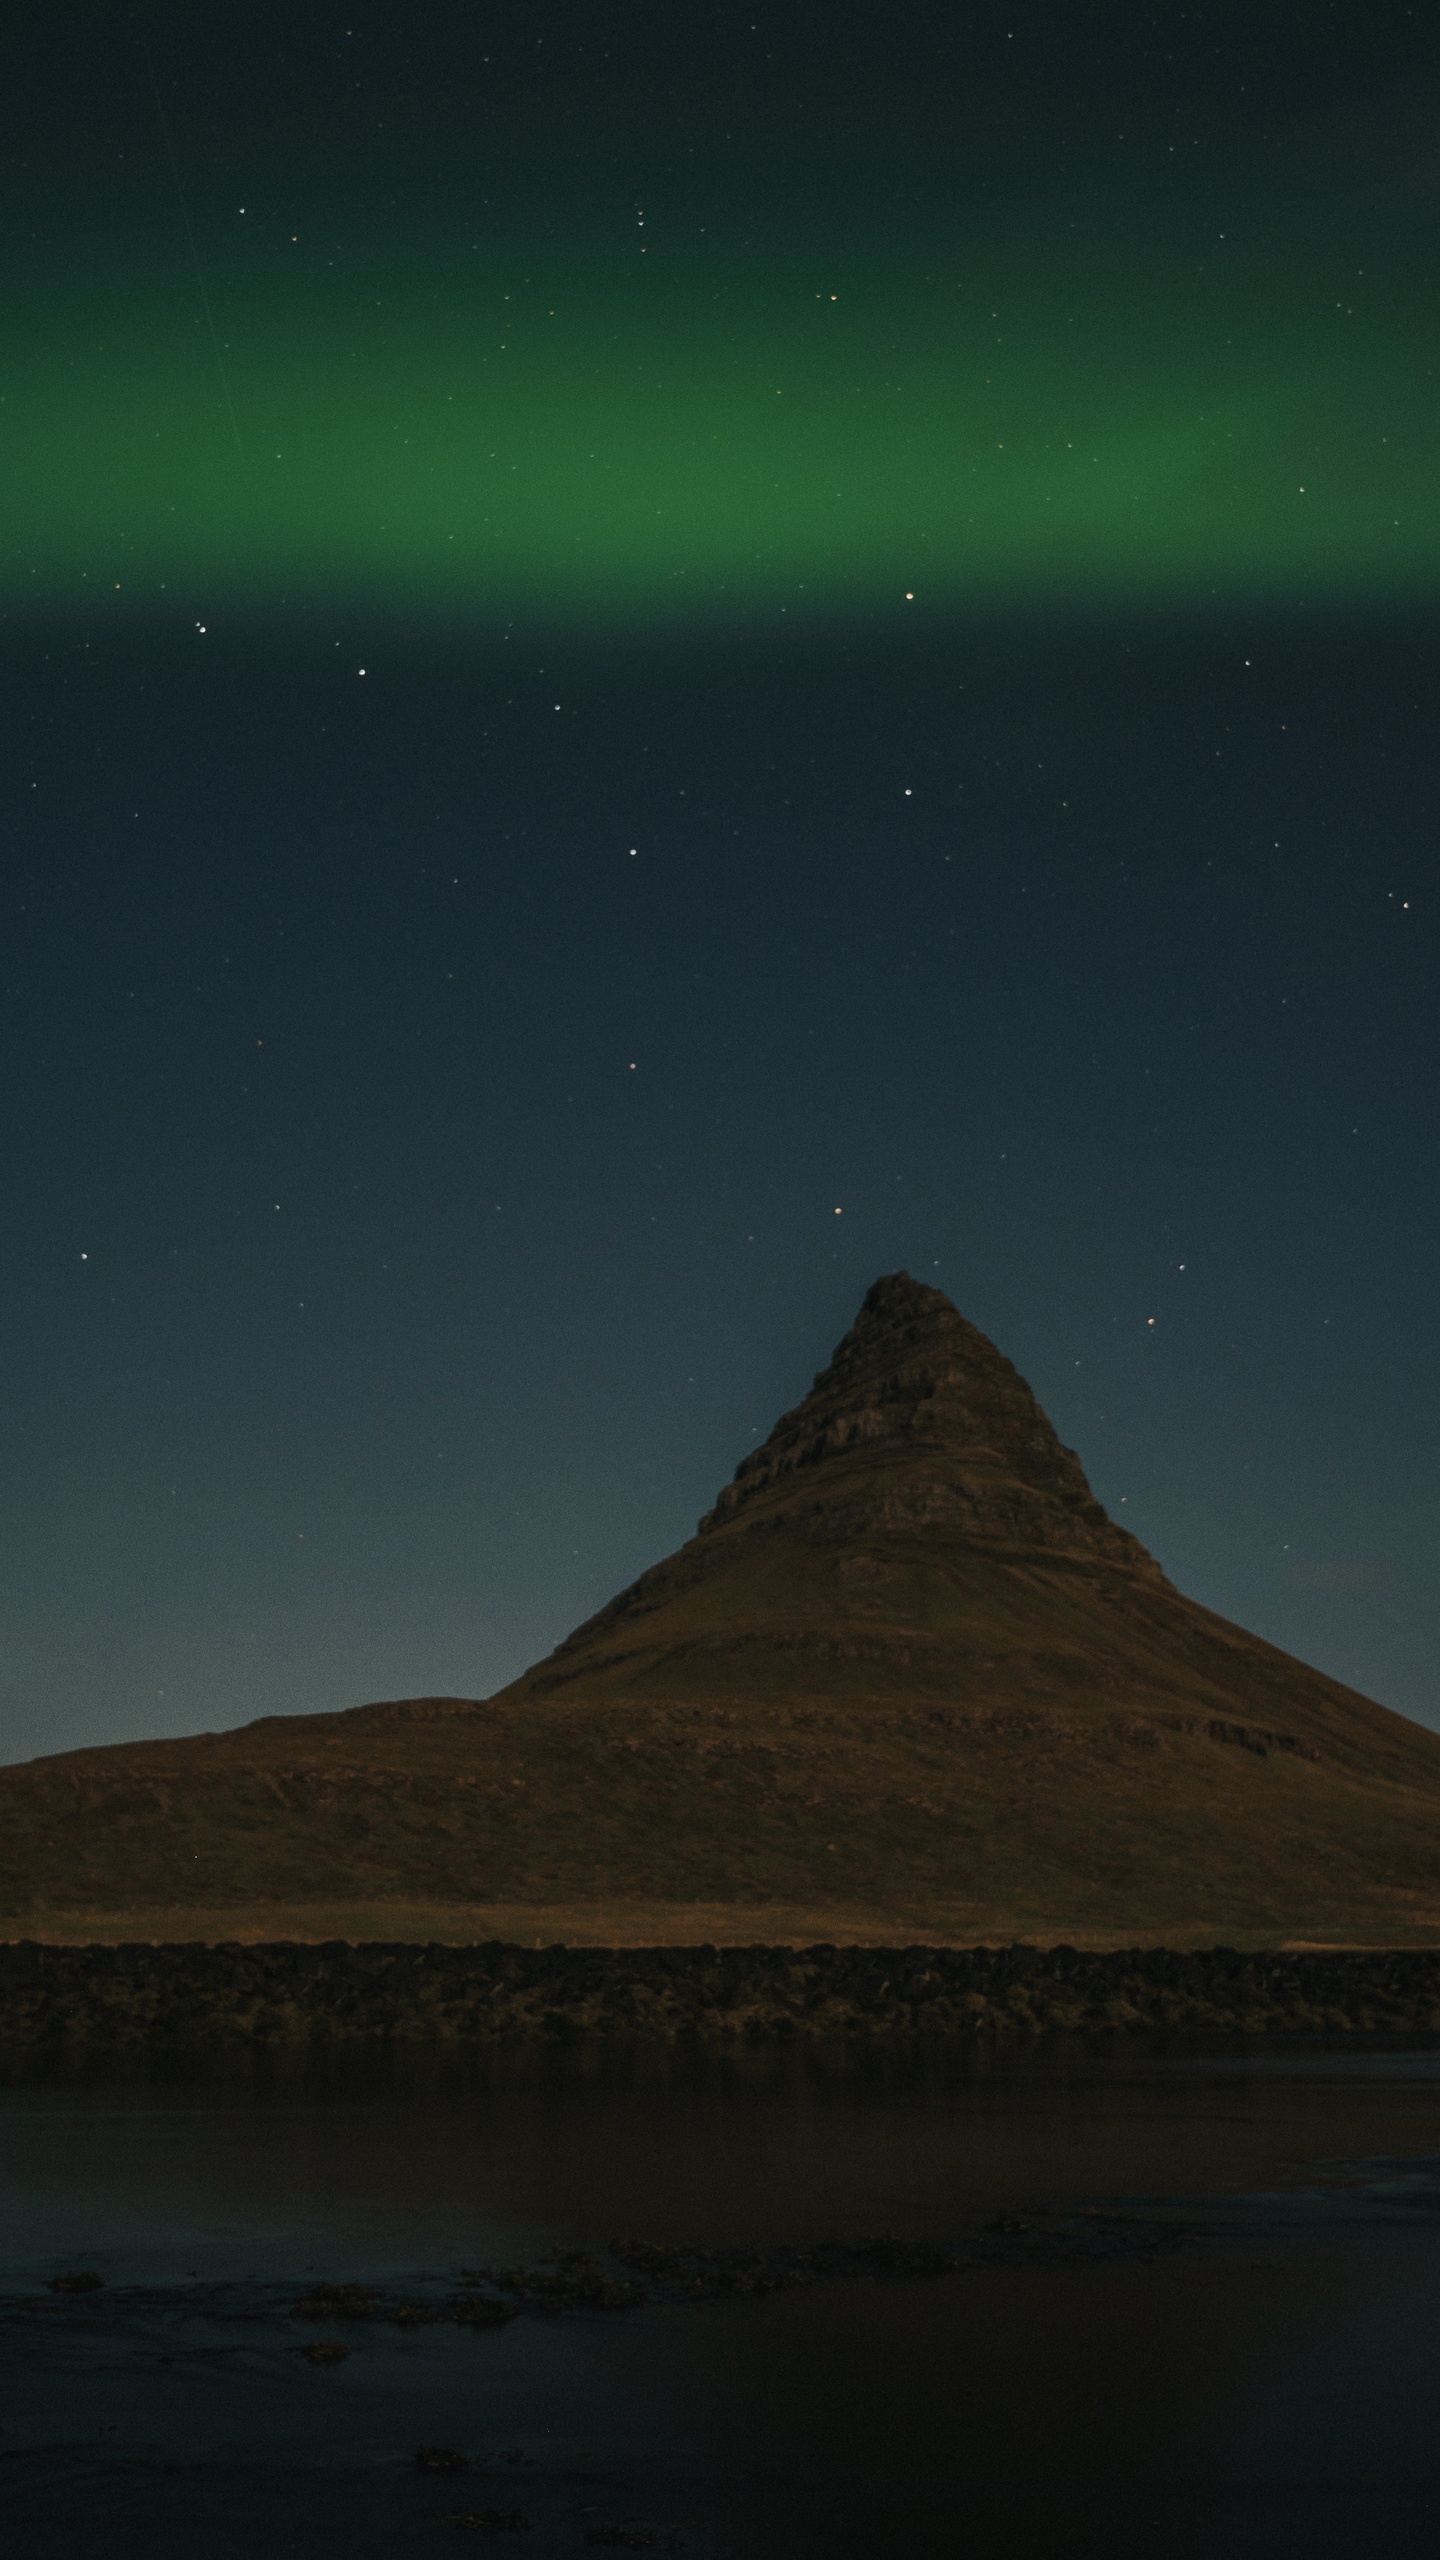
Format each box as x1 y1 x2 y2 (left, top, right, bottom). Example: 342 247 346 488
301 2337 350 2365
446 2511 531 2535
416 2445 470 2473
46 2271 105 2293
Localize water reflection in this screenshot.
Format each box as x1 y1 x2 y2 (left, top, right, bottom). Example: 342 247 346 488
3 2038 1440 2556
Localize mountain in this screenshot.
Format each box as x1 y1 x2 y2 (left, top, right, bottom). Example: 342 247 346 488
5 1273 1440 1947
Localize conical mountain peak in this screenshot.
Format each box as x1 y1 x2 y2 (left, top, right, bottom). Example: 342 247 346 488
698 1272 1163 1580
8 1268 1440 1948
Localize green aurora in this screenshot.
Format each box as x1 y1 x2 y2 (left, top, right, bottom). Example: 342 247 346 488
5 208 1434 628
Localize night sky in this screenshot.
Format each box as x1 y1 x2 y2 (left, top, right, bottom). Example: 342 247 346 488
4 2 1436 1761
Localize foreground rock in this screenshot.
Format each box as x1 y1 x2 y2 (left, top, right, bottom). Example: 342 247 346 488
3 1939 1440 2045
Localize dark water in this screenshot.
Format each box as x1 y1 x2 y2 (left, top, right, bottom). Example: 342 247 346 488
3 2038 1440 2556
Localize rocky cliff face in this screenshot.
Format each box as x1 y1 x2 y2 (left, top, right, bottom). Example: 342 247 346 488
698 1271 1166 1579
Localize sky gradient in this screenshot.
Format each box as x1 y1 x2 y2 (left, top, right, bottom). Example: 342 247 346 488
2 3 1436 1759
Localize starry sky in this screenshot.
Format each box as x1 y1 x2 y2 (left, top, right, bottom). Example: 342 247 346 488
3 1 1437 1759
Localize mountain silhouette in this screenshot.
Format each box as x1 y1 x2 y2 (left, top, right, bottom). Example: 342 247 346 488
5 1273 1440 1947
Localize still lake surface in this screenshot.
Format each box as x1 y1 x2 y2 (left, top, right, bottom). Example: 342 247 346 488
3 2034 1440 2556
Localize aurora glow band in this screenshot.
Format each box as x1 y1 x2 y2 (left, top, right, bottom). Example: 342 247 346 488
6 203 1431 626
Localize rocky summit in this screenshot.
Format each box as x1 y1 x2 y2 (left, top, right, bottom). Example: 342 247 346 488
525 1270 1174 1716
701 1272 1163 1564
5 1273 1440 1949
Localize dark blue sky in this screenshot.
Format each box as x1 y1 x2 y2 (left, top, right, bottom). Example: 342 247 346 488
4 610 1435 1755
2 3 1436 1759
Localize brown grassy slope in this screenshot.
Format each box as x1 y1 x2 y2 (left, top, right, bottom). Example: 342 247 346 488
4 1272 1440 1946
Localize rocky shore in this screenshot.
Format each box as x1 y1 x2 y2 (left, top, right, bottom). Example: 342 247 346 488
3 1939 1440 2046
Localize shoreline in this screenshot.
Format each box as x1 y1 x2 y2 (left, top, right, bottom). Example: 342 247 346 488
4 1940 1440 2045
